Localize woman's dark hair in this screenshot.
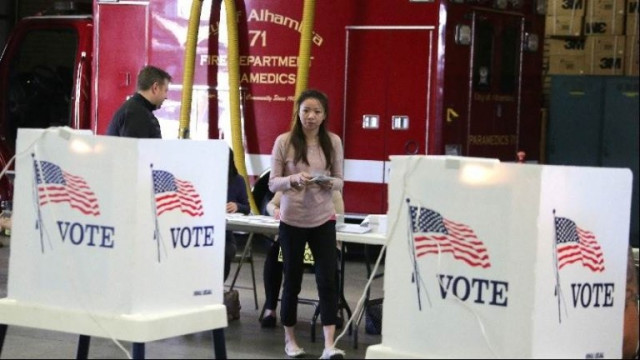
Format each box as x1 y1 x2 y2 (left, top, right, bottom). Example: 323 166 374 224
228 148 238 182
288 89 333 169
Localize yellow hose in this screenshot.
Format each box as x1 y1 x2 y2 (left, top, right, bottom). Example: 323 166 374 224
224 0 258 214
180 1 315 214
178 0 204 139
292 0 316 118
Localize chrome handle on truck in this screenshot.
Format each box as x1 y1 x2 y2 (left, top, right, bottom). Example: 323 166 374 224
391 115 409 130
362 114 380 129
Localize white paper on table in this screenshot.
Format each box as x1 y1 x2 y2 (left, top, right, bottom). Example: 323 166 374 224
337 223 372 234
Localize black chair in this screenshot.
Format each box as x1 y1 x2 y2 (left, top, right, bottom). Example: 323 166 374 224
251 170 274 217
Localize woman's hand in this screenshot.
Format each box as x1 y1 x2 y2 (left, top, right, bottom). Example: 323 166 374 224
226 202 238 213
317 179 333 190
273 208 281 220
290 172 312 189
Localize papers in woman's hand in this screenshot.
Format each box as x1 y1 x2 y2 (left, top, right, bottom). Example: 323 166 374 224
309 175 337 183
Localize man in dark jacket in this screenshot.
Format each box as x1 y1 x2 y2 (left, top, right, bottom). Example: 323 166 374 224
106 65 171 138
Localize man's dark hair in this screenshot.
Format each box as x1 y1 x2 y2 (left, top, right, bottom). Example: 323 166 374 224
137 65 172 91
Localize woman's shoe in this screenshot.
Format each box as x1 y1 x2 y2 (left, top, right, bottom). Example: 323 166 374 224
261 315 277 328
320 347 345 359
284 345 306 358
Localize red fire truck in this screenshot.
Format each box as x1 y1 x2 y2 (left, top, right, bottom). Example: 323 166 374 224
0 0 545 216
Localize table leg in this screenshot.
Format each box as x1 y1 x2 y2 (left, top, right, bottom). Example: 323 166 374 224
229 233 254 290
338 242 353 340
0 324 7 355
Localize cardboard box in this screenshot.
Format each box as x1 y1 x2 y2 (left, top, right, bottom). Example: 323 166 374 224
626 13 639 35
625 35 639 74
584 15 625 34
584 36 625 74
627 0 639 15
546 0 586 16
544 38 586 55
545 15 584 35
586 0 626 17
367 156 631 358
8 129 230 315
585 35 626 54
585 51 625 74
545 54 586 74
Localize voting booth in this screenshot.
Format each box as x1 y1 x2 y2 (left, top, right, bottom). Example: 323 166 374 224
366 156 632 359
5 128 229 316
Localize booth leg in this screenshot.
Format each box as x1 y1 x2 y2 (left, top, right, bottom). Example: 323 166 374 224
132 342 145 359
212 328 227 359
76 335 90 359
0 324 7 355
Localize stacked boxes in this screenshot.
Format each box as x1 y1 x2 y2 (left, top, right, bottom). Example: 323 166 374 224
544 37 586 74
543 0 639 103
584 0 626 74
545 15 585 37
585 35 626 74
543 0 586 104
544 0 637 75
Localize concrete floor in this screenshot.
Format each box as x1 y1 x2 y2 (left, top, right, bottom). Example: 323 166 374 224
0 236 385 359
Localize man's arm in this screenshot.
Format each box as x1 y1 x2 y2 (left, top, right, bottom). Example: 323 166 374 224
106 108 124 136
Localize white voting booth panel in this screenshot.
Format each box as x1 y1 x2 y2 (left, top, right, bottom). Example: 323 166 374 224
367 156 631 359
7 128 229 316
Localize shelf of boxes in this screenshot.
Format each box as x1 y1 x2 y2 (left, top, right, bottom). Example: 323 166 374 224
542 0 638 106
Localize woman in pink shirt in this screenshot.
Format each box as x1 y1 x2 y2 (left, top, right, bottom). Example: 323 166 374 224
269 89 345 359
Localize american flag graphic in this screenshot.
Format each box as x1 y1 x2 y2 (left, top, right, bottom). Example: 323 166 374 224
33 160 100 216
554 217 604 272
409 206 490 268
152 170 204 217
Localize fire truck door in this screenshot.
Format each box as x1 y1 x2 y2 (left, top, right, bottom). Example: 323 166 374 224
93 2 149 135
467 11 523 160
343 27 433 214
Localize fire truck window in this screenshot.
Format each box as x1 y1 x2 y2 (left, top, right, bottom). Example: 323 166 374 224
499 25 519 94
473 21 493 92
5 29 77 144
